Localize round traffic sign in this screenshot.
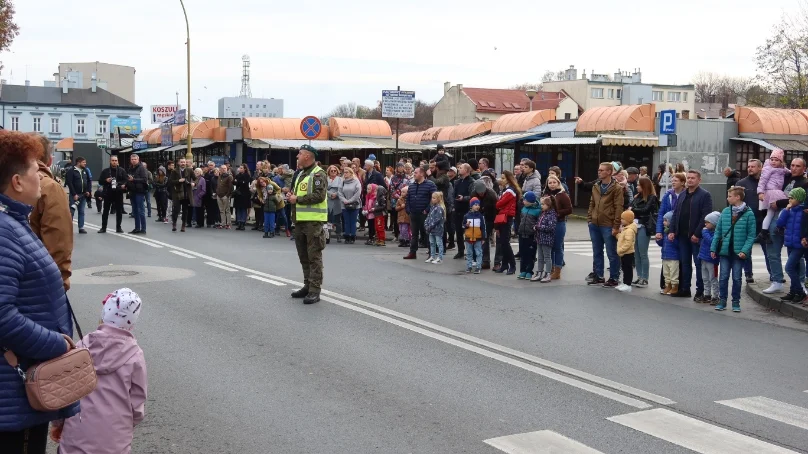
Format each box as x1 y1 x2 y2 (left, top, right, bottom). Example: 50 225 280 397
300 116 322 139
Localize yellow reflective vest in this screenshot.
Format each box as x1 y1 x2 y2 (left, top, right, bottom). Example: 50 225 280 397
294 165 327 222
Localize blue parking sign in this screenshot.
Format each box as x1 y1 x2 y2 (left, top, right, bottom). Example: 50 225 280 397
660 110 676 134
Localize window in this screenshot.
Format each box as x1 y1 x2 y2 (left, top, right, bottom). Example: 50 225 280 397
10 116 19 131
591 88 604 99
76 118 85 134
242 104 245 108
263 104 266 108
249 104 252 108
668 91 681 102
33 117 41 132
652 91 663 101
50 117 59 133
683 92 688 102
607 89 615 99
616 89 622 99
564 113 572 120
98 119 108 135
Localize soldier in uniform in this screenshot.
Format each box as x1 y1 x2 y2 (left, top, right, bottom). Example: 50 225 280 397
289 144 328 304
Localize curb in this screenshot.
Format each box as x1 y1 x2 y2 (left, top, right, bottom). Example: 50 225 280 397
746 283 808 322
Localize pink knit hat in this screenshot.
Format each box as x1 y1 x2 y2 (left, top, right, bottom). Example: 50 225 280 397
771 148 785 161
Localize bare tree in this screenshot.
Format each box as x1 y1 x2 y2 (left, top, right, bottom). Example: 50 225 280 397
509 82 542 91
756 11 808 108
692 71 754 106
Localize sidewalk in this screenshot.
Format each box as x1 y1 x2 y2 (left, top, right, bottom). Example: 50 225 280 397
746 282 808 322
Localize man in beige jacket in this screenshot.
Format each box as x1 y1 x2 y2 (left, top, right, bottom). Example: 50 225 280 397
28 134 73 291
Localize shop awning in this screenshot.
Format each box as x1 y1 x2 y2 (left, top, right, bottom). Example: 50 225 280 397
253 138 388 150
768 139 808 152
165 139 217 152
601 135 658 147
443 132 541 149
134 145 171 154
730 137 779 150
526 137 599 145
361 137 429 151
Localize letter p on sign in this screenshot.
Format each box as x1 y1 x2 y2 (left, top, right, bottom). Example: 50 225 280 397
660 109 676 134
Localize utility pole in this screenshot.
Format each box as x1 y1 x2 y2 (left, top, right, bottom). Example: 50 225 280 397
180 0 192 162
395 85 400 154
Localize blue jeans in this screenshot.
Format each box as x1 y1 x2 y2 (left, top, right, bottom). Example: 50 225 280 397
70 195 86 229
719 255 744 305
342 208 359 236
465 240 483 270
263 212 276 233
275 209 288 230
765 231 785 283
236 208 248 224
552 221 566 267
131 193 146 231
785 247 807 294
146 191 152 216
588 224 619 280
678 237 702 294
429 234 444 259
634 227 651 280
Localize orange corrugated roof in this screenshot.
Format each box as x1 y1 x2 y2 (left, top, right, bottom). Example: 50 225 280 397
55 137 73 151
329 118 392 138
576 104 655 133
178 119 219 140
461 88 565 113
420 127 443 143
399 131 422 144
436 121 494 141
146 126 180 145
737 107 808 135
491 110 556 133
242 118 328 140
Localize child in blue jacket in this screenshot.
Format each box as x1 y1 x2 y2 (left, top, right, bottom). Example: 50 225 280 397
776 187 808 303
657 211 680 295
698 211 721 305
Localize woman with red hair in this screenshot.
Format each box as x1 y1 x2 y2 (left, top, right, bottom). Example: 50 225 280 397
0 131 78 453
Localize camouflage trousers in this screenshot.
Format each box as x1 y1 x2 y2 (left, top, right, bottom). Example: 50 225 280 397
294 221 326 294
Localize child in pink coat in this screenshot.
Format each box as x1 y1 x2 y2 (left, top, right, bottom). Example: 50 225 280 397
757 148 791 242
362 183 378 245
56 288 147 454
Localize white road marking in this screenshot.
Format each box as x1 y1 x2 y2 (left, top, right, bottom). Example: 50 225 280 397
608 408 797 453
716 396 808 431
321 294 650 409
484 430 603 453
87 226 675 408
247 275 286 286
170 250 196 259
73 221 163 248
204 261 238 272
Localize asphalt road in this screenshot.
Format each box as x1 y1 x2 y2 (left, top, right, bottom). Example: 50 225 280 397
60 211 808 454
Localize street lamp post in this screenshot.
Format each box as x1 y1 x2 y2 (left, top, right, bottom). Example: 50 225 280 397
179 0 192 162
526 89 537 112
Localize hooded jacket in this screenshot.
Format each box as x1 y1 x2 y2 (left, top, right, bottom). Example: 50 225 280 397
59 324 147 454
521 171 542 196
617 222 637 256
462 210 486 241
587 179 623 230
29 161 73 291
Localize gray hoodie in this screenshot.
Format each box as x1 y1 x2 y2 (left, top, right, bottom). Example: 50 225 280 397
338 177 362 208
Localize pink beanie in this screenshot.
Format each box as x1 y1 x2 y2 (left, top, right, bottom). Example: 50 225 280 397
771 148 785 161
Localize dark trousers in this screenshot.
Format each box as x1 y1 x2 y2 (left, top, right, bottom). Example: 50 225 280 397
409 212 427 254
195 205 205 226
444 210 455 247
101 192 124 230
621 253 635 285
390 209 399 237
0 422 48 454
172 199 190 226
95 197 103 213
205 197 219 226
497 221 515 270
519 235 537 274
155 192 168 219
678 237 703 294
454 211 467 254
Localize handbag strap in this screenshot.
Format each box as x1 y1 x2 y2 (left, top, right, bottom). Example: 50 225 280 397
720 207 748 241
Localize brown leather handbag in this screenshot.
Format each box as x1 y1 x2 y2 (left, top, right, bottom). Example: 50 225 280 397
2 303 97 412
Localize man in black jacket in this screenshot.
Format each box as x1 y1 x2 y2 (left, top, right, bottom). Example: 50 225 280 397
735 159 765 283
127 154 150 234
66 157 92 234
471 178 497 269
169 158 193 232
97 155 129 233
452 163 473 259
669 170 713 299
403 167 437 260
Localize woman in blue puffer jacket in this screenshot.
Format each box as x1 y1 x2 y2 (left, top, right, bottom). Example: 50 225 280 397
0 131 77 453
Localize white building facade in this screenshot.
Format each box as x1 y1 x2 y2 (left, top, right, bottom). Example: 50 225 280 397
218 97 283 119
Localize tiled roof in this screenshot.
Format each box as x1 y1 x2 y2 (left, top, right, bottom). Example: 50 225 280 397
460 87 565 113
0 84 141 110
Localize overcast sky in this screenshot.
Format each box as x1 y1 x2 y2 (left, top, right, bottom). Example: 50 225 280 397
0 0 799 128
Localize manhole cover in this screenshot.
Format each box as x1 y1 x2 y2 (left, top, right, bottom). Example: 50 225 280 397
91 270 140 278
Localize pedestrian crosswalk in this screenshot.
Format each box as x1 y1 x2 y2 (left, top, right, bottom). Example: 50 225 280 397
485 394 808 453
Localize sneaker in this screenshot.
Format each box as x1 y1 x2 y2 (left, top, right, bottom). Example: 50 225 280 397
474 268 481 274
530 272 543 282
540 274 552 283
585 272 597 283
762 282 784 294
780 293 798 302
403 253 416 260
617 283 632 292
602 279 619 288
732 304 741 312
433 258 442 264
633 279 648 288
588 277 606 285
746 277 755 284
709 297 720 306
425 257 434 263
466 268 472 274
453 253 464 260
693 295 706 303
715 301 727 311
631 278 641 285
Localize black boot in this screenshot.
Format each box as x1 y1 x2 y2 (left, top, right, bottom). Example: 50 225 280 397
263 232 269 238
303 293 320 304
291 287 309 298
